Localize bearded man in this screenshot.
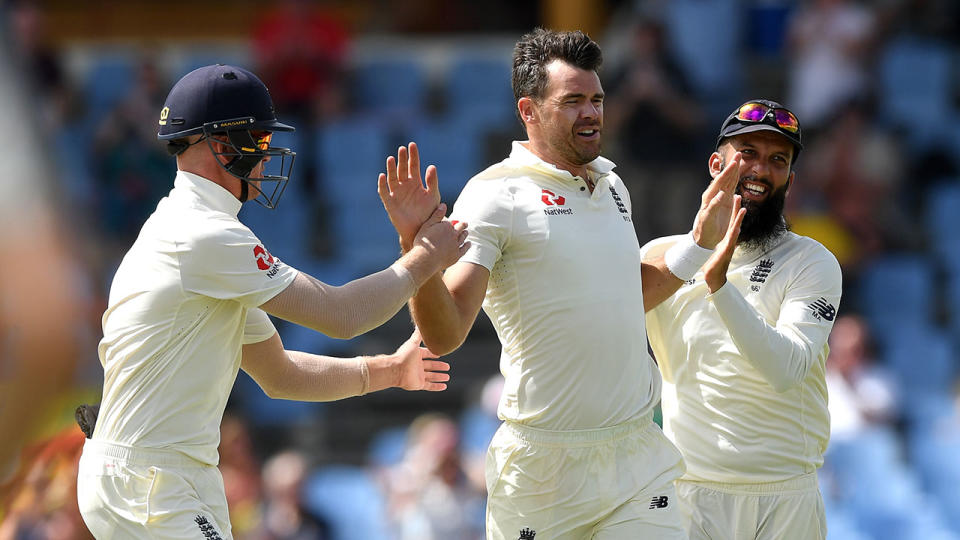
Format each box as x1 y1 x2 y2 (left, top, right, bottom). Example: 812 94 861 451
641 99 842 540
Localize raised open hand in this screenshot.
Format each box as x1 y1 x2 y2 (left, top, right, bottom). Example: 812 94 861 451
692 151 742 249
704 194 746 293
378 142 442 251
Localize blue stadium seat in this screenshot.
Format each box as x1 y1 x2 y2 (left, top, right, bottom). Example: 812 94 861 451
445 55 515 132
402 116 485 202
55 124 96 208
879 38 955 149
171 49 251 80
882 324 957 395
923 181 960 260
315 117 398 275
367 426 409 468
663 0 742 118
856 254 936 342
231 370 321 428
459 406 500 455
825 427 902 491
351 58 428 120
83 53 136 118
909 421 960 496
303 465 392 540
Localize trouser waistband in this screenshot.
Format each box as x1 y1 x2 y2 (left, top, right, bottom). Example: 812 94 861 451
82 438 207 467
501 414 655 448
678 472 819 495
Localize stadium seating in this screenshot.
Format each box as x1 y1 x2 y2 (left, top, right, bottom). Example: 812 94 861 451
315 116 399 275
303 465 393 540
662 0 742 119
401 116 485 202
878 38 955 149
83 53 136 119
444 54 515 132
856 254 936 343
350 57 428 120
882 324 957 396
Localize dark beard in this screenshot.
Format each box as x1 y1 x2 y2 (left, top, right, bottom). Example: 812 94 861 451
736 181 789 252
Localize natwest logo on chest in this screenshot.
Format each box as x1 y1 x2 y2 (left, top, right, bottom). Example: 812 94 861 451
541 189 574 216
541 189 565 206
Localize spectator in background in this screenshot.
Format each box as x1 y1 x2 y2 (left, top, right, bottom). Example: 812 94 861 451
254 450 329 540
0 427 93 540
250 0 349 248
219 414 264 538
605 14 707 239
825 314 900 441
788 98 913 271
251 0 349 124
459 374 505 497
91 55 174 251
384 413 484 540
5 0 83 135
786 0 876 130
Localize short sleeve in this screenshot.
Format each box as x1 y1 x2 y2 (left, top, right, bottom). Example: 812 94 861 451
180 220 298 307
243 308 278 344
449 177 514 271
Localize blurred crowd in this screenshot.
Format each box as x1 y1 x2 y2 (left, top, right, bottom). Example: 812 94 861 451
2 0 960 538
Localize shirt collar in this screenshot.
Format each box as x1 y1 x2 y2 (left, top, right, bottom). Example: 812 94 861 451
173 170 243 216
509 140 617 179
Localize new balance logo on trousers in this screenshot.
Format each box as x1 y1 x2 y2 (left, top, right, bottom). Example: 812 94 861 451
649 496 670 509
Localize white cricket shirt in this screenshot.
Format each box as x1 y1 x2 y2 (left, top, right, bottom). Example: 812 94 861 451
642 232 842 483
450 141 660 431
93 171 298 465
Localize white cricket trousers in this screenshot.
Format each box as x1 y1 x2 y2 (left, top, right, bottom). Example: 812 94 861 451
676 472 826 540
77 438 232 539
485 414 687 540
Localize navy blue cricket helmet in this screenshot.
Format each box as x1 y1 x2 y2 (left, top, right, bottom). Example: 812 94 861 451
158 64 296 209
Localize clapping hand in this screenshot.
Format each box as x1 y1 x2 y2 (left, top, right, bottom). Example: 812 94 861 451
378 142 443 252
692 151 742 249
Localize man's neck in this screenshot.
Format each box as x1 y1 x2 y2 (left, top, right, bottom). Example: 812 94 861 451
520 141 588 179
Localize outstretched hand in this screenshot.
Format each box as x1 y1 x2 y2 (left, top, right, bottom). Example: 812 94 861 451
704 194 746 293
378 142 442 251
394 329 451 392
692 152 742 249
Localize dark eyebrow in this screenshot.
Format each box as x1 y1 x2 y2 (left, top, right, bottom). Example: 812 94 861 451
559 92 604 100
740 140 790 160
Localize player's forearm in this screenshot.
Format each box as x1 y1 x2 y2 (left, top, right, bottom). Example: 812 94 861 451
641 258 685 312
258 350 368 401
409 275 472 355
395 243 447 287
259 350 405 401
263 268 415 339
709 283 816 392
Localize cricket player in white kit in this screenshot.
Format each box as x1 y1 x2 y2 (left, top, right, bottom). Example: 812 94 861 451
76 64 469 539
643 100 842 540
377 29 744 540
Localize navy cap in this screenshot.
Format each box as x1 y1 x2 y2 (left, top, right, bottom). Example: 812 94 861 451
158 64 293 140
716 99 802 158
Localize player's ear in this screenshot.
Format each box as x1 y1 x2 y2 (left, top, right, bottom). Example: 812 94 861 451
518 97 537 125
708 151 724 179
786 170 795 195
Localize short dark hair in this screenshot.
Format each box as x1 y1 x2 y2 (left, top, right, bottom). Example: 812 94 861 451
512 28 603 122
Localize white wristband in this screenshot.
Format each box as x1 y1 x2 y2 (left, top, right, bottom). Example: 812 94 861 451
664 233 714 281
